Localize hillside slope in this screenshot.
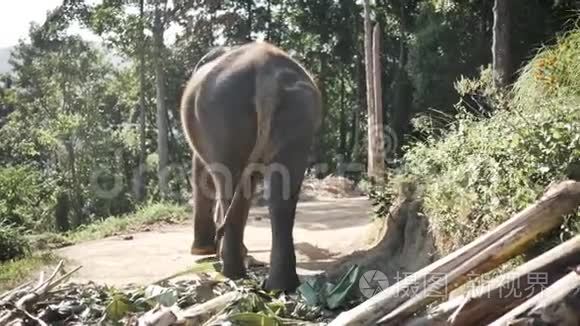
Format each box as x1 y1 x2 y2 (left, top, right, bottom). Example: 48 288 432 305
384 27 580 254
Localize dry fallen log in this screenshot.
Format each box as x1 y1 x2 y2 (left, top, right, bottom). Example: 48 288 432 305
409 234 580 325
489 268 580 326
329 180 580 326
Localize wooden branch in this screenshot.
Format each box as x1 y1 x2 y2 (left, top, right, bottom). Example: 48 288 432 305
48 265 82 289
489 269 580 326
176 291 242 325
410 234 580 325
0 281 32 305
15 261 82 311
328 180 580 326
0 311 14 325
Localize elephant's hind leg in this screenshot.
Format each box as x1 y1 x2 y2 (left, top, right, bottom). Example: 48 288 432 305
264 141 310 292
190 154 217 255
215 164 254 279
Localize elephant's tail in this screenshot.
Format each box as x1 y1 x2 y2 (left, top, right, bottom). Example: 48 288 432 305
214 64 279 246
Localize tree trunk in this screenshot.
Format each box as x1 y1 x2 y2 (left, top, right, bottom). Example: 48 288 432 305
312 24 330 178
60 65 83 227
65 141 83 227
492 0 511 87
266 0 272 41
54 191 70 232
363 0 377 180
135 0 147 202
349 17 363 164
339 71 347 157
153 2 170 200
391 0 409 153
372 23 385 181
246 0 253 41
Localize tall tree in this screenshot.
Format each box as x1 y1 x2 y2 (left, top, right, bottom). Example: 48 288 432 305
390 0 413 150
372 23 385 180
492 0 511 87
152 0 170 200
363 0 385 181
135 0 147 201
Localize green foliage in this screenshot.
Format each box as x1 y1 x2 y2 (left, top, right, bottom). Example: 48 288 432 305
0 166 54 229
1 34 146 231
368 182 397 219
105 291 133 321
297 264 361 310
0 252 58 290
392 27 580 253
407 1 492 120
0 223 30 262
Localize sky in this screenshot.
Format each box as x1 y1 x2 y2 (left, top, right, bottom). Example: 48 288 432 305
0 0 85 47
0 0 184 48
0 0 103 48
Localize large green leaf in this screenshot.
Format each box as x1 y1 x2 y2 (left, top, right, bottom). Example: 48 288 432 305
297 264 361 310
105 293 131 321
325 264 361 309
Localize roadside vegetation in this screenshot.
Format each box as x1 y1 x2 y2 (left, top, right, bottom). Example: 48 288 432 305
372 24 580 255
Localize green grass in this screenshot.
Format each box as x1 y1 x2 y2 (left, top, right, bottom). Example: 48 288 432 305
0 252 60 291
64 202 190 244
27 202 190 250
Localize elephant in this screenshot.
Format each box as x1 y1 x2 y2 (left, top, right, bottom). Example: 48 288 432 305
180 41 322 291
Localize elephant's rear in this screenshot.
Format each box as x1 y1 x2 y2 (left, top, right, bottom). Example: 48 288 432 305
265 53 322 161
180 42 322 165
180 42 322 291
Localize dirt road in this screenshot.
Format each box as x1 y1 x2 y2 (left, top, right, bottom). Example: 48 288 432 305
58 197 373 286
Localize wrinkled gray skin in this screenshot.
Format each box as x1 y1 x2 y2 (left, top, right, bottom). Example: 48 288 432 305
180 42 322 291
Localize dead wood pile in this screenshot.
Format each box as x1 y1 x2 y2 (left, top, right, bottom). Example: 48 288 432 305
329 179 580 325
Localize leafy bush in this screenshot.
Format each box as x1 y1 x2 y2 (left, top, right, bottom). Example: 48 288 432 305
0 165 55 230
381 27 580 254
0 223 30 262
